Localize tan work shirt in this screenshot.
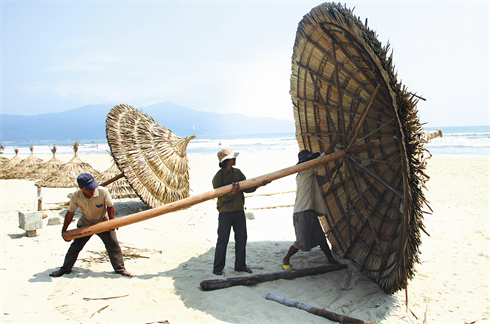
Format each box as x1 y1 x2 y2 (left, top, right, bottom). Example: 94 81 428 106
293 153 327 215
68 187 113 227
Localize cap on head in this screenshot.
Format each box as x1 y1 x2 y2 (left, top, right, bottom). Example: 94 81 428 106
297 149 320 164
217 147 239 163
77 173 99 190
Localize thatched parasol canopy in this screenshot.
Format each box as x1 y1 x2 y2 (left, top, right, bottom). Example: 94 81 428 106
106 104 195 208
0 149 23 179
35 141 100 188
290 3 430 294
3 145 44 180
0 144 8 166
96 158 138 199
26 145 64 181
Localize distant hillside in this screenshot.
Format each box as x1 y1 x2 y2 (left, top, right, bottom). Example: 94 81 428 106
0 102 295 143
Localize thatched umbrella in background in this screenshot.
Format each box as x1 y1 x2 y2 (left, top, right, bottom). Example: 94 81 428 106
35 141 100 188
106 104 196 208
289 3 430 294
95 154 138 199
3 145 44 180
26 145 64 181
0 149 23 178
0 144 8 167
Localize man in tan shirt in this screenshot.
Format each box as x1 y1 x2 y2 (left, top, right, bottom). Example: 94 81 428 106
50 173 132 277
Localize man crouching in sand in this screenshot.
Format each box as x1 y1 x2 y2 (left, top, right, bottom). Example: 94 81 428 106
50 173 132 278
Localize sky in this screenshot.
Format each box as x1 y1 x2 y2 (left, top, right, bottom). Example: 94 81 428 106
1 1 488 128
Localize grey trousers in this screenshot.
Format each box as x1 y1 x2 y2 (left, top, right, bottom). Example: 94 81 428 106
59 230 126 273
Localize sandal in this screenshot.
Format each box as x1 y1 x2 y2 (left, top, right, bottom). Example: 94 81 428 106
49 270 69 277
117 271 133 277
213 270 223 275
236 267 253 273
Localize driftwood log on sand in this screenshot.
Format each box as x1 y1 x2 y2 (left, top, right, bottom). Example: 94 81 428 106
265 293 377 324
200 264 347 291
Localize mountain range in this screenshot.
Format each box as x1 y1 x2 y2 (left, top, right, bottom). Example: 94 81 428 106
0 102 295 143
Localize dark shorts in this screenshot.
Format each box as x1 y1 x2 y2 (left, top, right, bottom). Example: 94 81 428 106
292 210 327 251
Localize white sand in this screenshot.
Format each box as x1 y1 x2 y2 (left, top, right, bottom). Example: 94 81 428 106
0 153 489 323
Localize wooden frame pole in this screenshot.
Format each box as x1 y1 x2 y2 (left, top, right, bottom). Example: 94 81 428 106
64 142 377 241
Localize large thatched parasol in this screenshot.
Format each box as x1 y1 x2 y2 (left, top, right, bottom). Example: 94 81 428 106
106 104 196 208
289 3 430 294
35 141 100 188
95 157 138 199
26 145 64 181
0 149 23 178
2 145 44 179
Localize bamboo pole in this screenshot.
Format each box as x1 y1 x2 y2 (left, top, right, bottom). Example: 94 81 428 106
200 264 347 291
99 172 124 187
64 142 377 241
265 293 376 324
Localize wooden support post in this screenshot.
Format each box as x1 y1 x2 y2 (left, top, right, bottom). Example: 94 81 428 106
37 187 43 211
265 293 377 324
100 173 124 187
200 264 347 291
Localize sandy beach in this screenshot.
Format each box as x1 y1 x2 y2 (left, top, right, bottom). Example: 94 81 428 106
0 153 488 323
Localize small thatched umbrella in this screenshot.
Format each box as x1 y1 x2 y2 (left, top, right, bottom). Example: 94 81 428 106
3 145 44 179
289 3 430 294
26 145 64 181
0 149 23 178
36 141 100 188
106 104 196 208
95 155 138 199
0 144 8 167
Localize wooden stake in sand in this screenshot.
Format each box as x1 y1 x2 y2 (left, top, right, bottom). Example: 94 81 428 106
64 142 377 241
200 264 347 291
265 293 377 324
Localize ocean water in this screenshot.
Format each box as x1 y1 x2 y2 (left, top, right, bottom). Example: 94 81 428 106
424 126 490 157
1 126 488 158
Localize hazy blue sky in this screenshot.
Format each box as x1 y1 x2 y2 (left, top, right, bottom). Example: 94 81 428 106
1 1 488 127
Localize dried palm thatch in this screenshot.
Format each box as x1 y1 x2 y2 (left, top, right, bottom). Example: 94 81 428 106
290 3 430 294
0 149 23 179
2 145 44 179
95 156 138 199
26 145 64 181
0 144 9 167
35 141 100 188
106 104 196 208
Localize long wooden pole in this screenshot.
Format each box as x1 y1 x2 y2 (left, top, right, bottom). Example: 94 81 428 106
200 264 347 291
64 142 377 241
265 293 376 324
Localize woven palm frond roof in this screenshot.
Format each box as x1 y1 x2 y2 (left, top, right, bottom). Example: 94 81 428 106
290 2 430 294
26 145 64 181
106 104 196 208
96 158 138 200
4 145 44 180
0 149 22 179
36 141 100 188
